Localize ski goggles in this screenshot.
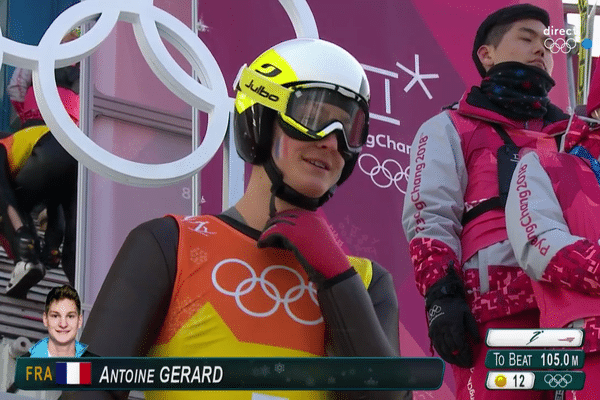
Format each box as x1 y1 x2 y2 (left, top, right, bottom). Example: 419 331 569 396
237 66 369 154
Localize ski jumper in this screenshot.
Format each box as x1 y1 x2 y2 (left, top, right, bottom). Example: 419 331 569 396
1 65 79 285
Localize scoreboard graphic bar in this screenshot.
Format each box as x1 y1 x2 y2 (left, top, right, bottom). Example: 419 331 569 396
485 350 585 370
486 371 535 390
485 328 587 391
485 329 584 348
486 371 585 391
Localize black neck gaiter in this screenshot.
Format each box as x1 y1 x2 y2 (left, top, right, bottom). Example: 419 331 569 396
479 62 555 120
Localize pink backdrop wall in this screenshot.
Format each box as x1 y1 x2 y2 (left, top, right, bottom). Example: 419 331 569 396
86 1 568 398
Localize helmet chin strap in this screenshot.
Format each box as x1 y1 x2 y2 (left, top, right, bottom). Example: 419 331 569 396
264 157 336 217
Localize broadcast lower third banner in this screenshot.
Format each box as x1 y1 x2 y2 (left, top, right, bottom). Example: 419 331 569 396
15 357 444 391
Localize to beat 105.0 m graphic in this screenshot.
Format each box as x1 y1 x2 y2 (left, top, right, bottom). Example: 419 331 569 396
484 329 586 391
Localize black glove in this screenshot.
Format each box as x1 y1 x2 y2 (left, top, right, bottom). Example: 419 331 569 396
425 264 481 367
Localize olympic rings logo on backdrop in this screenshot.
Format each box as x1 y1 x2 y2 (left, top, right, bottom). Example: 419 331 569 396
543 37 577 54
543 373 573 389
358 153 409 193
211 258 323 326
0 0 318 187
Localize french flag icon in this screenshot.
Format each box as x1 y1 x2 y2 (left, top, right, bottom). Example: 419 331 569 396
55 362 92 385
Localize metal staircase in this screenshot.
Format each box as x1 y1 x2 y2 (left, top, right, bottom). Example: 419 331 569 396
0 256 69 344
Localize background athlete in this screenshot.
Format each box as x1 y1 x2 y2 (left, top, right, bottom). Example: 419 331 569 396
3 29 80 297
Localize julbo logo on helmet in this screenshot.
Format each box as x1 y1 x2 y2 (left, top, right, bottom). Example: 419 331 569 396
257 64 282 78
244 80 280 102
245 63 285 102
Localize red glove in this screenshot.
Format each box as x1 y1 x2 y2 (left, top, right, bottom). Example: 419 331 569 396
257 209 351 283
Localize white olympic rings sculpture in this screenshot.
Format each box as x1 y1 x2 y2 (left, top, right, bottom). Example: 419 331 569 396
211 258 323 326
358 153 409 193
543 37 577 54
0 0 318 187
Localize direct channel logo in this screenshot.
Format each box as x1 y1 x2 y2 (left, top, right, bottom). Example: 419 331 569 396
543 26 592 54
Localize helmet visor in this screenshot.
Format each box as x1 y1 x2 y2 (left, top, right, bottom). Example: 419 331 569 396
284 86 368 151
237 67 368 153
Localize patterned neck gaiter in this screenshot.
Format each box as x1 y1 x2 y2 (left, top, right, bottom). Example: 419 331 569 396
480 62 555 121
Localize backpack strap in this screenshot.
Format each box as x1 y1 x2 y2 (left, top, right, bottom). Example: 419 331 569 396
461 123 521 225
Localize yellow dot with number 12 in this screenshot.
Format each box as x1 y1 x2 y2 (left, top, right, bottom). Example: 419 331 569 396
494 374 507 388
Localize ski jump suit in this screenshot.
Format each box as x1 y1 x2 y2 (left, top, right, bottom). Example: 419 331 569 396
402 86 585 399
2 66 79 285
62 213 410 400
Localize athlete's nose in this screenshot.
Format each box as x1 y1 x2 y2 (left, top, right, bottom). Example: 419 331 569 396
317 132 339 151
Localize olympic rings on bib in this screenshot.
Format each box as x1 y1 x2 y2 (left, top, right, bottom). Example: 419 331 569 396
211 258 323 326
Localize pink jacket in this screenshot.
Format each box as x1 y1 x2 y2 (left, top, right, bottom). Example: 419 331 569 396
403 91 587 323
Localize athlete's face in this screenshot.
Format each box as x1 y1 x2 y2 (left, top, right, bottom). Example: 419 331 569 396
478 19 554 75
43 298 82 348
271 109 346 199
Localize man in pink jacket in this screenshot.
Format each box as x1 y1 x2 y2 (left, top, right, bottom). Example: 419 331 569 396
403 4 588 399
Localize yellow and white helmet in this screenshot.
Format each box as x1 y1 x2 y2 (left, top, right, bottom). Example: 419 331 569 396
233 38 370 210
